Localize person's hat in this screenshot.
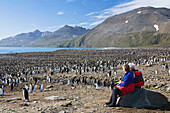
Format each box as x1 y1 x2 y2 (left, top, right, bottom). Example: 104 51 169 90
129 63 135 69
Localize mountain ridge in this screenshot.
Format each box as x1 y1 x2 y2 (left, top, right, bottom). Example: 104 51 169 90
31 25 89 47
0 7 170 48
0 30 52 47
60 6 170 48
0 25 89 47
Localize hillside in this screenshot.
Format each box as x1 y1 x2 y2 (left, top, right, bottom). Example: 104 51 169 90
31 25 89 47
0 25 89 47
60 7 170 48
0 30 51 47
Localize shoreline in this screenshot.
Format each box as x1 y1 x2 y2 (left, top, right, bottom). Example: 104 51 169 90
0 47 169 54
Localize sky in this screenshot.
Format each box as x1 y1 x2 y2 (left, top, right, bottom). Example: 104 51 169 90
0 0 170 40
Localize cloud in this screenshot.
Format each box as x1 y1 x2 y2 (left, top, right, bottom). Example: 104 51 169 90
66 0 75 2
68 24 77 27
85 12 95 16
47 24 67 30
98 0 170 19
95 15 110 19
47 26 59 30
57 11 64 15
78 22 88 26
90 20 105 26
60 25 65 28
87 0 170 27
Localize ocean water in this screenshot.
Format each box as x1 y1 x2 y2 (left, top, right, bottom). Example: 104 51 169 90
0 47 82 54
0 47 120 54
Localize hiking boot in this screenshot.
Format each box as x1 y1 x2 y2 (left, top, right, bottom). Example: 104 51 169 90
106 103 116 107
105 102 111 105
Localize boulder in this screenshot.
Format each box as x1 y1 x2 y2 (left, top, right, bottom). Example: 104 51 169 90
55 101 72 107
5 97 22 102
44 96 66 101
117 89 168 108
46 85 53 88
59 111 66 113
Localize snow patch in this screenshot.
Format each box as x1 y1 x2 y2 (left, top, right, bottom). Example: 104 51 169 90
73 35 78 38
154 11 158 14
154 24 159 31
125 20 128 24
137 11 141 14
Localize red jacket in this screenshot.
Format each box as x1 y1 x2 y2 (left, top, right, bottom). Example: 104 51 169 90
116 71 135 94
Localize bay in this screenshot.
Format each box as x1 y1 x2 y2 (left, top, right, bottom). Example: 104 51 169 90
0 47 83 54
0 47 119 54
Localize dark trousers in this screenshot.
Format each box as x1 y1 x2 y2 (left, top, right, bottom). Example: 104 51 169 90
109 88 123 105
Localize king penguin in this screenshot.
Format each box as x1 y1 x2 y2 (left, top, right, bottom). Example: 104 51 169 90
25 84 29 90
94 83 99 90
48 77 51 83
29 83 33 93
40 84 43 92
0 88 3 96
10 82 14 91
67 80 71 85
33 84 36 92
23 88 29 101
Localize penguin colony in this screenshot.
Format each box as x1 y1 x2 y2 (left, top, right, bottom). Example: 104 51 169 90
0 49 169 101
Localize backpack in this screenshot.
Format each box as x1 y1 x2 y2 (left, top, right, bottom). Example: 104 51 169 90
133 70 144 88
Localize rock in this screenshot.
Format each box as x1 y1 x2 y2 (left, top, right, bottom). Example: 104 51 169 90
44 88 53 92
49 88 53 91
5 98 22 102
33 101 38 104
118 89 168 108
46 85 53 88
10 101 17 103
19 103 30 107
155 86 159 89
61 101 72 107
44 96 66 101
131 51 136 55
59 110 66 113
38 108 42 111
71 87 75 89
152 84 157 87
167 87 170 91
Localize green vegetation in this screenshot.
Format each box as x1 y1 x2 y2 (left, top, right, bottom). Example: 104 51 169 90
60 31 170 48
5 100 10 102
16 98 22 100
145 85 149 88
4 98 22 103
113 32 170 47
59 34 87 47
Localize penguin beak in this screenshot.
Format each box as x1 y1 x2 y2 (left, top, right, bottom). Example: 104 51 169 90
94 83 96 87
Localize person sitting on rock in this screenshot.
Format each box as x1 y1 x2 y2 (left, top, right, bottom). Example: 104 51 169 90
106 64 134 107
129 63 144 88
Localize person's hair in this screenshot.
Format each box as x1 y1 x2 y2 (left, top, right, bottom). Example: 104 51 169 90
123 64 130 72
128 63 135 69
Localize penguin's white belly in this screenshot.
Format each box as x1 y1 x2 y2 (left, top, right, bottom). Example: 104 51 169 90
0 89 3 95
